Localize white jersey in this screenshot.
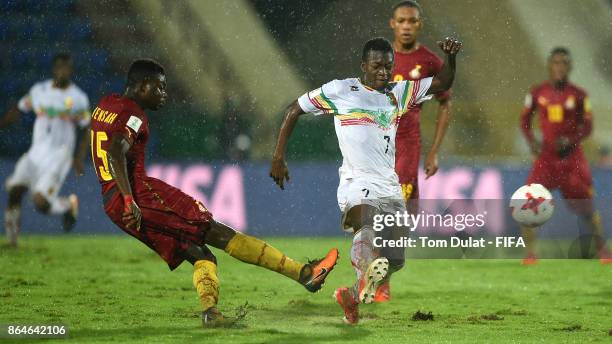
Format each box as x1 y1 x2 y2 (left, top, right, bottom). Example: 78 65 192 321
17 79 90 161
298 77 432 200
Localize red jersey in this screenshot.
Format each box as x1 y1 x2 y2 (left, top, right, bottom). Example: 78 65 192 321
520 81 592 157
393 44 450 137
90 94 149 194
91 94 213 270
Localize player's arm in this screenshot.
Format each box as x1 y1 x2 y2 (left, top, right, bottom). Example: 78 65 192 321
520 92 540 156
428 38 462 95
107 132 141 230
575 96 593 141
558 95 593 157
270 100 307 189
0 105 22 129
271 80 337 189
73 98 92 176
0 92 34 128
424 98 452 178
73 125 90 176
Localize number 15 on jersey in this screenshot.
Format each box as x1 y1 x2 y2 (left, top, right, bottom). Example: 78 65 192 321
90 130 113 181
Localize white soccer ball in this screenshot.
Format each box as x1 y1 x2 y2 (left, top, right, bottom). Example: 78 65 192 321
509 184 554 227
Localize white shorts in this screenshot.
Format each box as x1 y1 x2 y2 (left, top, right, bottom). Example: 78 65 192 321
337 177 406 232
5 151 72 198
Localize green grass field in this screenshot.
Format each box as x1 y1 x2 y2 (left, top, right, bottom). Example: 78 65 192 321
1 235 611 343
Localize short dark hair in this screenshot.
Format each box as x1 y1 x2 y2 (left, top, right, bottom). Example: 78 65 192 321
127 59 165 86
392 0 422 17
362 37 393 62
52 52 72 65
549 47 570 59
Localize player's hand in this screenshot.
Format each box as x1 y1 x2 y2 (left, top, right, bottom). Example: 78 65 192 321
122 196 142 231
556 136 575 158
437 37 462 56
270 157 290 190
73 160 85 177
424 152 439 179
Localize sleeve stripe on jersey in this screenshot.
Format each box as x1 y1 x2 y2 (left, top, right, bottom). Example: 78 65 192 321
408 79 420 107
401 80 415 110
309 89 338 114
320 89 338 112
401 80 410 108
309 94 325 111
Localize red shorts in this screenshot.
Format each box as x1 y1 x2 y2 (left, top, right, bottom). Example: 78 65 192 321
395 134 420 200
527 150 593 213
103 177 213 270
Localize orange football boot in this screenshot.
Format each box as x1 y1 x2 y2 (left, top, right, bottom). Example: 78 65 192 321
335 287 359 324
599 248 612 264
521 253 538 266
358 257 389 304
302 248 339 292
373 279 390 303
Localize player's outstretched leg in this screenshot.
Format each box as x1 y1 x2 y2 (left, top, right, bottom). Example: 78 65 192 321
4 185 27 247
375 217 407 303
204 221 338 292
335 225 392 324
351 226 377 282
350 225 390 304
335 225 377 324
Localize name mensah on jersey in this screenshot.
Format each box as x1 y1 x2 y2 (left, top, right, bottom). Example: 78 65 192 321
92 106 119 124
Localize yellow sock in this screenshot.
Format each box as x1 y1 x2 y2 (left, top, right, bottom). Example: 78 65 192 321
521 226 537 256
193 260 219 311
224 233 305 281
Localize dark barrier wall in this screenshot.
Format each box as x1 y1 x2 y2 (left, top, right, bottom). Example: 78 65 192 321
1 159 611 238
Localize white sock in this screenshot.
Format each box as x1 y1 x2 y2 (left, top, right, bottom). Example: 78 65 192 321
351 226 378 282
4 207 20 245
49 196 71 215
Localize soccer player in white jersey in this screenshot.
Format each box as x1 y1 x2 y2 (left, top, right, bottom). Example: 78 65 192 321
1 53 90 247
270 37 461 324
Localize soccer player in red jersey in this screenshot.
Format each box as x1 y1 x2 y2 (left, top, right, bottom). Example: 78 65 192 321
390 1 452 201
520 47 611 265
90 59 339 326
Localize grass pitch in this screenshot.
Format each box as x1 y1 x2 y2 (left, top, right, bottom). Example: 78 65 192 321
1 235 611 343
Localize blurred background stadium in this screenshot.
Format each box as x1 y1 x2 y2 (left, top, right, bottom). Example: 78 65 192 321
1 0 612 236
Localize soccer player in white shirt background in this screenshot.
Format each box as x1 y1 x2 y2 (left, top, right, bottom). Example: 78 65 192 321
270 37 461 324
1 53 90 247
